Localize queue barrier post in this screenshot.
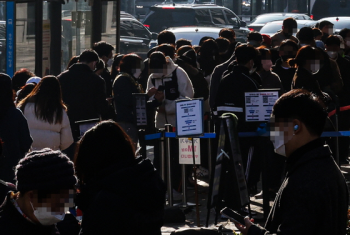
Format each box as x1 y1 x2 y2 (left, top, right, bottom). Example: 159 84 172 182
207 120 212 181
165 124 173 207
159 128 166 182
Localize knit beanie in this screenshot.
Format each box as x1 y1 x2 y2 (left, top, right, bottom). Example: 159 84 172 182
15 148 77 192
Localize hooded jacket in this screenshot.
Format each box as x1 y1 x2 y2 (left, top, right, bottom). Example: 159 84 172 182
77 158 166 235
248 139 348 235
258 70 285 94
146 57 194 128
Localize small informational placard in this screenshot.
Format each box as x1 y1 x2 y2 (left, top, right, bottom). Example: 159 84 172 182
133 94 148 127
179 138 201 164
245 90 279 122
176 99 204 137
75 119 100 138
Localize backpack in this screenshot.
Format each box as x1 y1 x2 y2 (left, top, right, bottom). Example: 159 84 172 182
152 68 180 101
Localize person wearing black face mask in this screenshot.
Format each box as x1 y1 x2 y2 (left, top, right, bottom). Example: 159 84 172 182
272 40 298 92
271 18 299 48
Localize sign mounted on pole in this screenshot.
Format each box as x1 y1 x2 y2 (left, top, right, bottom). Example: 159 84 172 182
6 1 14 77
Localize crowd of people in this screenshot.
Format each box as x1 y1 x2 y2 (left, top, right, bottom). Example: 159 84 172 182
0 16 349 234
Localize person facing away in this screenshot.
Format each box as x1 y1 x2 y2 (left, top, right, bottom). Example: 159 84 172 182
236 89 349 235
272 39 298 92
271 17 299 47
57 49 110 142
0 148 77 235
74 120 166 235
17 76 73 151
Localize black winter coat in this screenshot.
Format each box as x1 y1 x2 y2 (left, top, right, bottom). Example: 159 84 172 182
248 139 349 235
0 192 59 235
100 67 113 98
57 63 110 141
77 158 166 235
272 58 296 92
215 65 259 132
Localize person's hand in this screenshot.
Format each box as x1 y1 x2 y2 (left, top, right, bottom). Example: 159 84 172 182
155 91 164 103
235 217 254 235
147 87 157 97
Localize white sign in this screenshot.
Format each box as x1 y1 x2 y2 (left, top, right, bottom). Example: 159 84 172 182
176 99 204 137
179 138 201 164
245 91 279 122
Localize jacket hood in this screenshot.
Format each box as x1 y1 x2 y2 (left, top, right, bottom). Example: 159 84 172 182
151 56 178 79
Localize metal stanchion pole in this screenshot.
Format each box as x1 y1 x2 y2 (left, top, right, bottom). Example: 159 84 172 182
207 120 212 180
191 138 201 227
181 164 187 206
159 128 165 182
335 112 340 165
165 124 173 206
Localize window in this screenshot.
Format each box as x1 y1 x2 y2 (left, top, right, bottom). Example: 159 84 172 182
210 9 226 25
132 21 150 38
224 9 239 27
120 20 134 37
195 9 212 25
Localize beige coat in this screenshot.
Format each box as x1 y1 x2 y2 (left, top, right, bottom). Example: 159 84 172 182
22 103 73 150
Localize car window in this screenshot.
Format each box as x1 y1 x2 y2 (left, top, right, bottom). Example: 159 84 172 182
303 15 311 20
251 15 289 24
224 9 239 27
171 31 219 46
260 23 283 34
132 21 150 38
210 9 226 25
195 9 212 25
294 15 303 20
329 20 350 29
120 20 134 37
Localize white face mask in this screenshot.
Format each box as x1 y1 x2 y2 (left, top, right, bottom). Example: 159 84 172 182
249 60 256 75
346 40 350 47
262 60 273 71
31 202 66 225
107 58 113 67
152 72 164 78
132 69 142 79
310 60 321 74
327 51 338 59
270 131 287 156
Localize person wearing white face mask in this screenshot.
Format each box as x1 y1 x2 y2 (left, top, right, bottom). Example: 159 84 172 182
92 41 115 98
0 148 77 234
236 89 348 235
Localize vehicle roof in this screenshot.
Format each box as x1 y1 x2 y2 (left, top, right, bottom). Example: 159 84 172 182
167 26 222 33
151 4 225 9
264 20 314 25
256 12 308 17
318 17 350 21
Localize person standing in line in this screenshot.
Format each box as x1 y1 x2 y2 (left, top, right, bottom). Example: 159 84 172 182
0 73 32 198
17 76 73 151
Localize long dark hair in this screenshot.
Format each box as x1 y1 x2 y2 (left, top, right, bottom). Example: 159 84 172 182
0 73 15 120
17 75 67 124
119 53 143 76
74 120 135 184
110 54 124 79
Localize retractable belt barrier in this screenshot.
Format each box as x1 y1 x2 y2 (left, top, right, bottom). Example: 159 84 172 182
144 131 350 140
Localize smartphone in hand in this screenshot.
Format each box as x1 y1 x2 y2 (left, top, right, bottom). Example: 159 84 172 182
220 207 246 225
158 85 165 92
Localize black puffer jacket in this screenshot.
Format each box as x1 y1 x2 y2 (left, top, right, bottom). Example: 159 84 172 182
77 158 166 235
248 139 349 235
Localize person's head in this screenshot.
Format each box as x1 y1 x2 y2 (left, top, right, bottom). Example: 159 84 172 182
199 36 215 46
339 28 350 49
110 53 124 77
235 44 259 70
157 30 176 45
74 120 135 184
0 73 14 120
297 27 315 46
66 56 79 70
261 34 272 48
12 68 35 92
219 28 236 43
175 39 192 51
312 28 323 41
197 39 219 73
147 46 158 58
282 17 298 36
270 89 327 157
16 83 36 105
119 53 144 79
156 44 176 59
177 45 193 57
18 75 66 125
288 46 320 73
15 148 77 225
247 31 263 47
215 37 230 55
149 51 167 76
94 59 105 76
256 47 272 72
78 49 99 71
319 20 334 35
92 41 114 66
279 39 298 63
325 35 341 59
